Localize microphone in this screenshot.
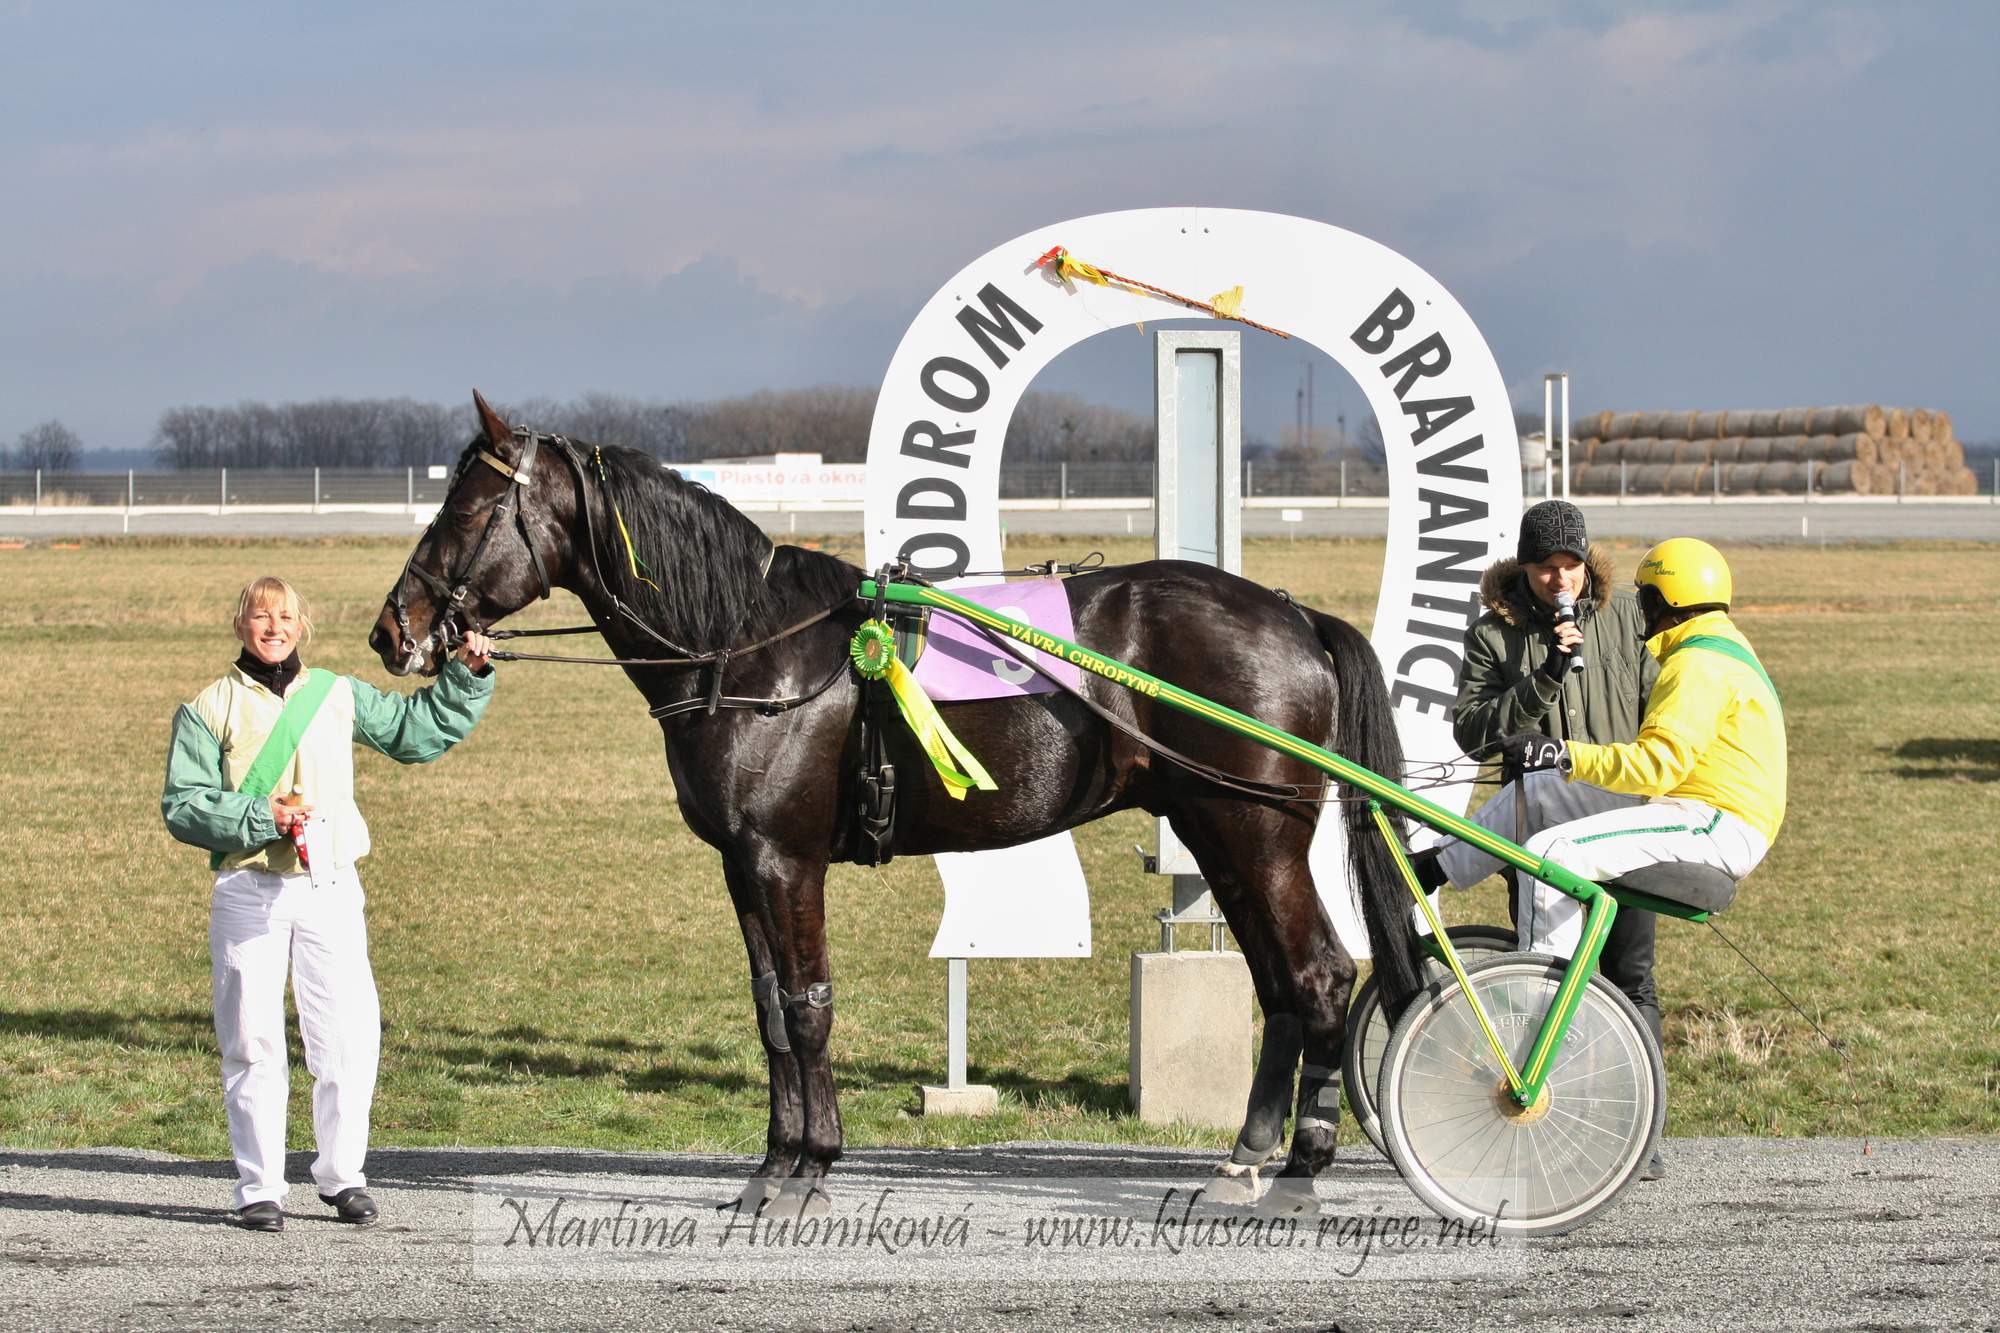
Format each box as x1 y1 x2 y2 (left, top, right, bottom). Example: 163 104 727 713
1554 592 1586 675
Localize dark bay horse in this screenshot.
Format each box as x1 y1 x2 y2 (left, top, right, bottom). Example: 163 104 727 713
372 393 1423 1214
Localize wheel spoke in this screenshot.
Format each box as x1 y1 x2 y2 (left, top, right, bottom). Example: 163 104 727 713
1547 1104 1636 1144
1385 963 1656 1236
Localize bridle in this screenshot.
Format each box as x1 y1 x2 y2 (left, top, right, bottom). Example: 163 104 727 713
389 427 552 673
390 425 846 715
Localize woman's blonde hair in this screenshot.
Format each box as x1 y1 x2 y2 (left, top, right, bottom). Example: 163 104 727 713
233 576 314 648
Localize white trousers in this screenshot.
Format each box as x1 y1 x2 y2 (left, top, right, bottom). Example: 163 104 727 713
1438 771 1768 956
209 864 379 1208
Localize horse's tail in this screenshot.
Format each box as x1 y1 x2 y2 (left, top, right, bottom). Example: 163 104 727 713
1302 606 1425 1011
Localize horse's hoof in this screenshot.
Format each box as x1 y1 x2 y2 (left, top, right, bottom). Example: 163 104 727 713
775 1182 832 1220
1255 1177 1320 1219
731 1177 784 1214
1205 1161 1266 1207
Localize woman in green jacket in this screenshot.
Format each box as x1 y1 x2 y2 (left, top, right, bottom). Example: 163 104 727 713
162 576 495 1232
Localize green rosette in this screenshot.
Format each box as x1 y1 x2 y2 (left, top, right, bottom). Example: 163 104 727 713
849 619 896 680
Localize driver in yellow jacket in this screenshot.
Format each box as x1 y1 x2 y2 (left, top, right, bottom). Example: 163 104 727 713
1431 538 1786 956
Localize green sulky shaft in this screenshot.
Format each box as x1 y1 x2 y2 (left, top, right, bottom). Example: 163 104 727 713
860 577 1615 1103
861 579 1597 896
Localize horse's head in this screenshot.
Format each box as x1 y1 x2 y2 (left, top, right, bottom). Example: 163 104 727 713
371 390 571 676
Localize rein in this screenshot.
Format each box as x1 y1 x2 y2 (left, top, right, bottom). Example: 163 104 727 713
409 461 1485 796
484 554 1106 666
858 566 1479 810
487 603 843 669
946 608 1337 809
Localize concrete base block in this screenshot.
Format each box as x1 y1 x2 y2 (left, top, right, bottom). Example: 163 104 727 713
1129 950 1254 1130
918 1083 1000 1117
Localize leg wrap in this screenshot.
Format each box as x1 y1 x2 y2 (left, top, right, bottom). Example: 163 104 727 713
1292 1062 1344 1137
1231 1013 1303 1165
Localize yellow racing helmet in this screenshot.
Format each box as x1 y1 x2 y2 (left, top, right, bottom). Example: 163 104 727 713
1636 537 1733 609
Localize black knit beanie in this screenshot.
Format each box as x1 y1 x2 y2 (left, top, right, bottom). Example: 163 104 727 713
1517 500 1589 565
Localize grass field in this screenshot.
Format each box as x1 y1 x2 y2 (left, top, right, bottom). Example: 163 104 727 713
1 534 1994 1164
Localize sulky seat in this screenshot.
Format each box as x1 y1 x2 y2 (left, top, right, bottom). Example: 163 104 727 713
1605 862 1740 920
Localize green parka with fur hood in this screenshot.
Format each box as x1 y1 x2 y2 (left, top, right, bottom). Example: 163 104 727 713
1451 544 1658 759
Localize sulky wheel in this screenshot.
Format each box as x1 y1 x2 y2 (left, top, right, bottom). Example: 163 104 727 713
1343 924 1517 1158
1378 952 1664 1238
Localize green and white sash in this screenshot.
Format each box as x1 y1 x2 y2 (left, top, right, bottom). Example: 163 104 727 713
210 668 337 870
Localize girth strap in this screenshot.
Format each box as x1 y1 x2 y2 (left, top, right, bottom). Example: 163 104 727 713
852 673 900 866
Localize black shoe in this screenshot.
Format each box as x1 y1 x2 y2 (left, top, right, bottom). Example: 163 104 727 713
1640 1150 1667 1182
319 1187 379 1225
235 1201 284 1232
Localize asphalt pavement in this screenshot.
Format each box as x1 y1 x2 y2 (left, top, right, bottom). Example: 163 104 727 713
3 1137 1992 1330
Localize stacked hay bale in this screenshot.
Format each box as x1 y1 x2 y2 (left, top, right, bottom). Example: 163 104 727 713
1568 405 1976 496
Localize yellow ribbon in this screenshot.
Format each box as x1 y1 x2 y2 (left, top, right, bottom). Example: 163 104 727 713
595 446 660 592
1056 252 1110 286
883 658 996 800
613 503 660 592
1210 285 1245 319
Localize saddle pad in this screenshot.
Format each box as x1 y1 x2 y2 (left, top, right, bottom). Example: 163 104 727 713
910 578 1082 702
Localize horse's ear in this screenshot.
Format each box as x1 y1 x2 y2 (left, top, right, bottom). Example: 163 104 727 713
471 390 512 444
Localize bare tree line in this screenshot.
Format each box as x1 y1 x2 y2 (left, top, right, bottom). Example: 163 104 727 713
141 388 1194 470
5 420 83 472
13 386 1434 474
153 399 475 471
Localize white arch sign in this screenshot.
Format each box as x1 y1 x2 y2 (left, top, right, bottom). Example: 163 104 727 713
865 207 1520 958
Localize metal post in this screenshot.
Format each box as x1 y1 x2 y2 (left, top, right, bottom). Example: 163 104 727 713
219 467 227 516
1542 377 1553 501
313 466 321 515
1619 458 1627 504
1898 461 1905 503
946 958 968 1090
1560 374 1572 501
1059 461 1067 509
1805 457 1814 501
1150 330 1240 939
1245 458 1253 498
407 466 415 515
33 469 41 516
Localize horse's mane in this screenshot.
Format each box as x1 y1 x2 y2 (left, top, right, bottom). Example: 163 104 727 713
584 441 860 648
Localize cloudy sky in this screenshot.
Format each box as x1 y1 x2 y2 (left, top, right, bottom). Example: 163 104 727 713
3 0 1994 457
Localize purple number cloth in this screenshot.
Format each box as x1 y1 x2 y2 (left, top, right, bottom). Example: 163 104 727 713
910 579 1082 702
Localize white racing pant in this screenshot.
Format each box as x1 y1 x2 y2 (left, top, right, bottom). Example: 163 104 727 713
209 864 379 1209
1438 770 1768 957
